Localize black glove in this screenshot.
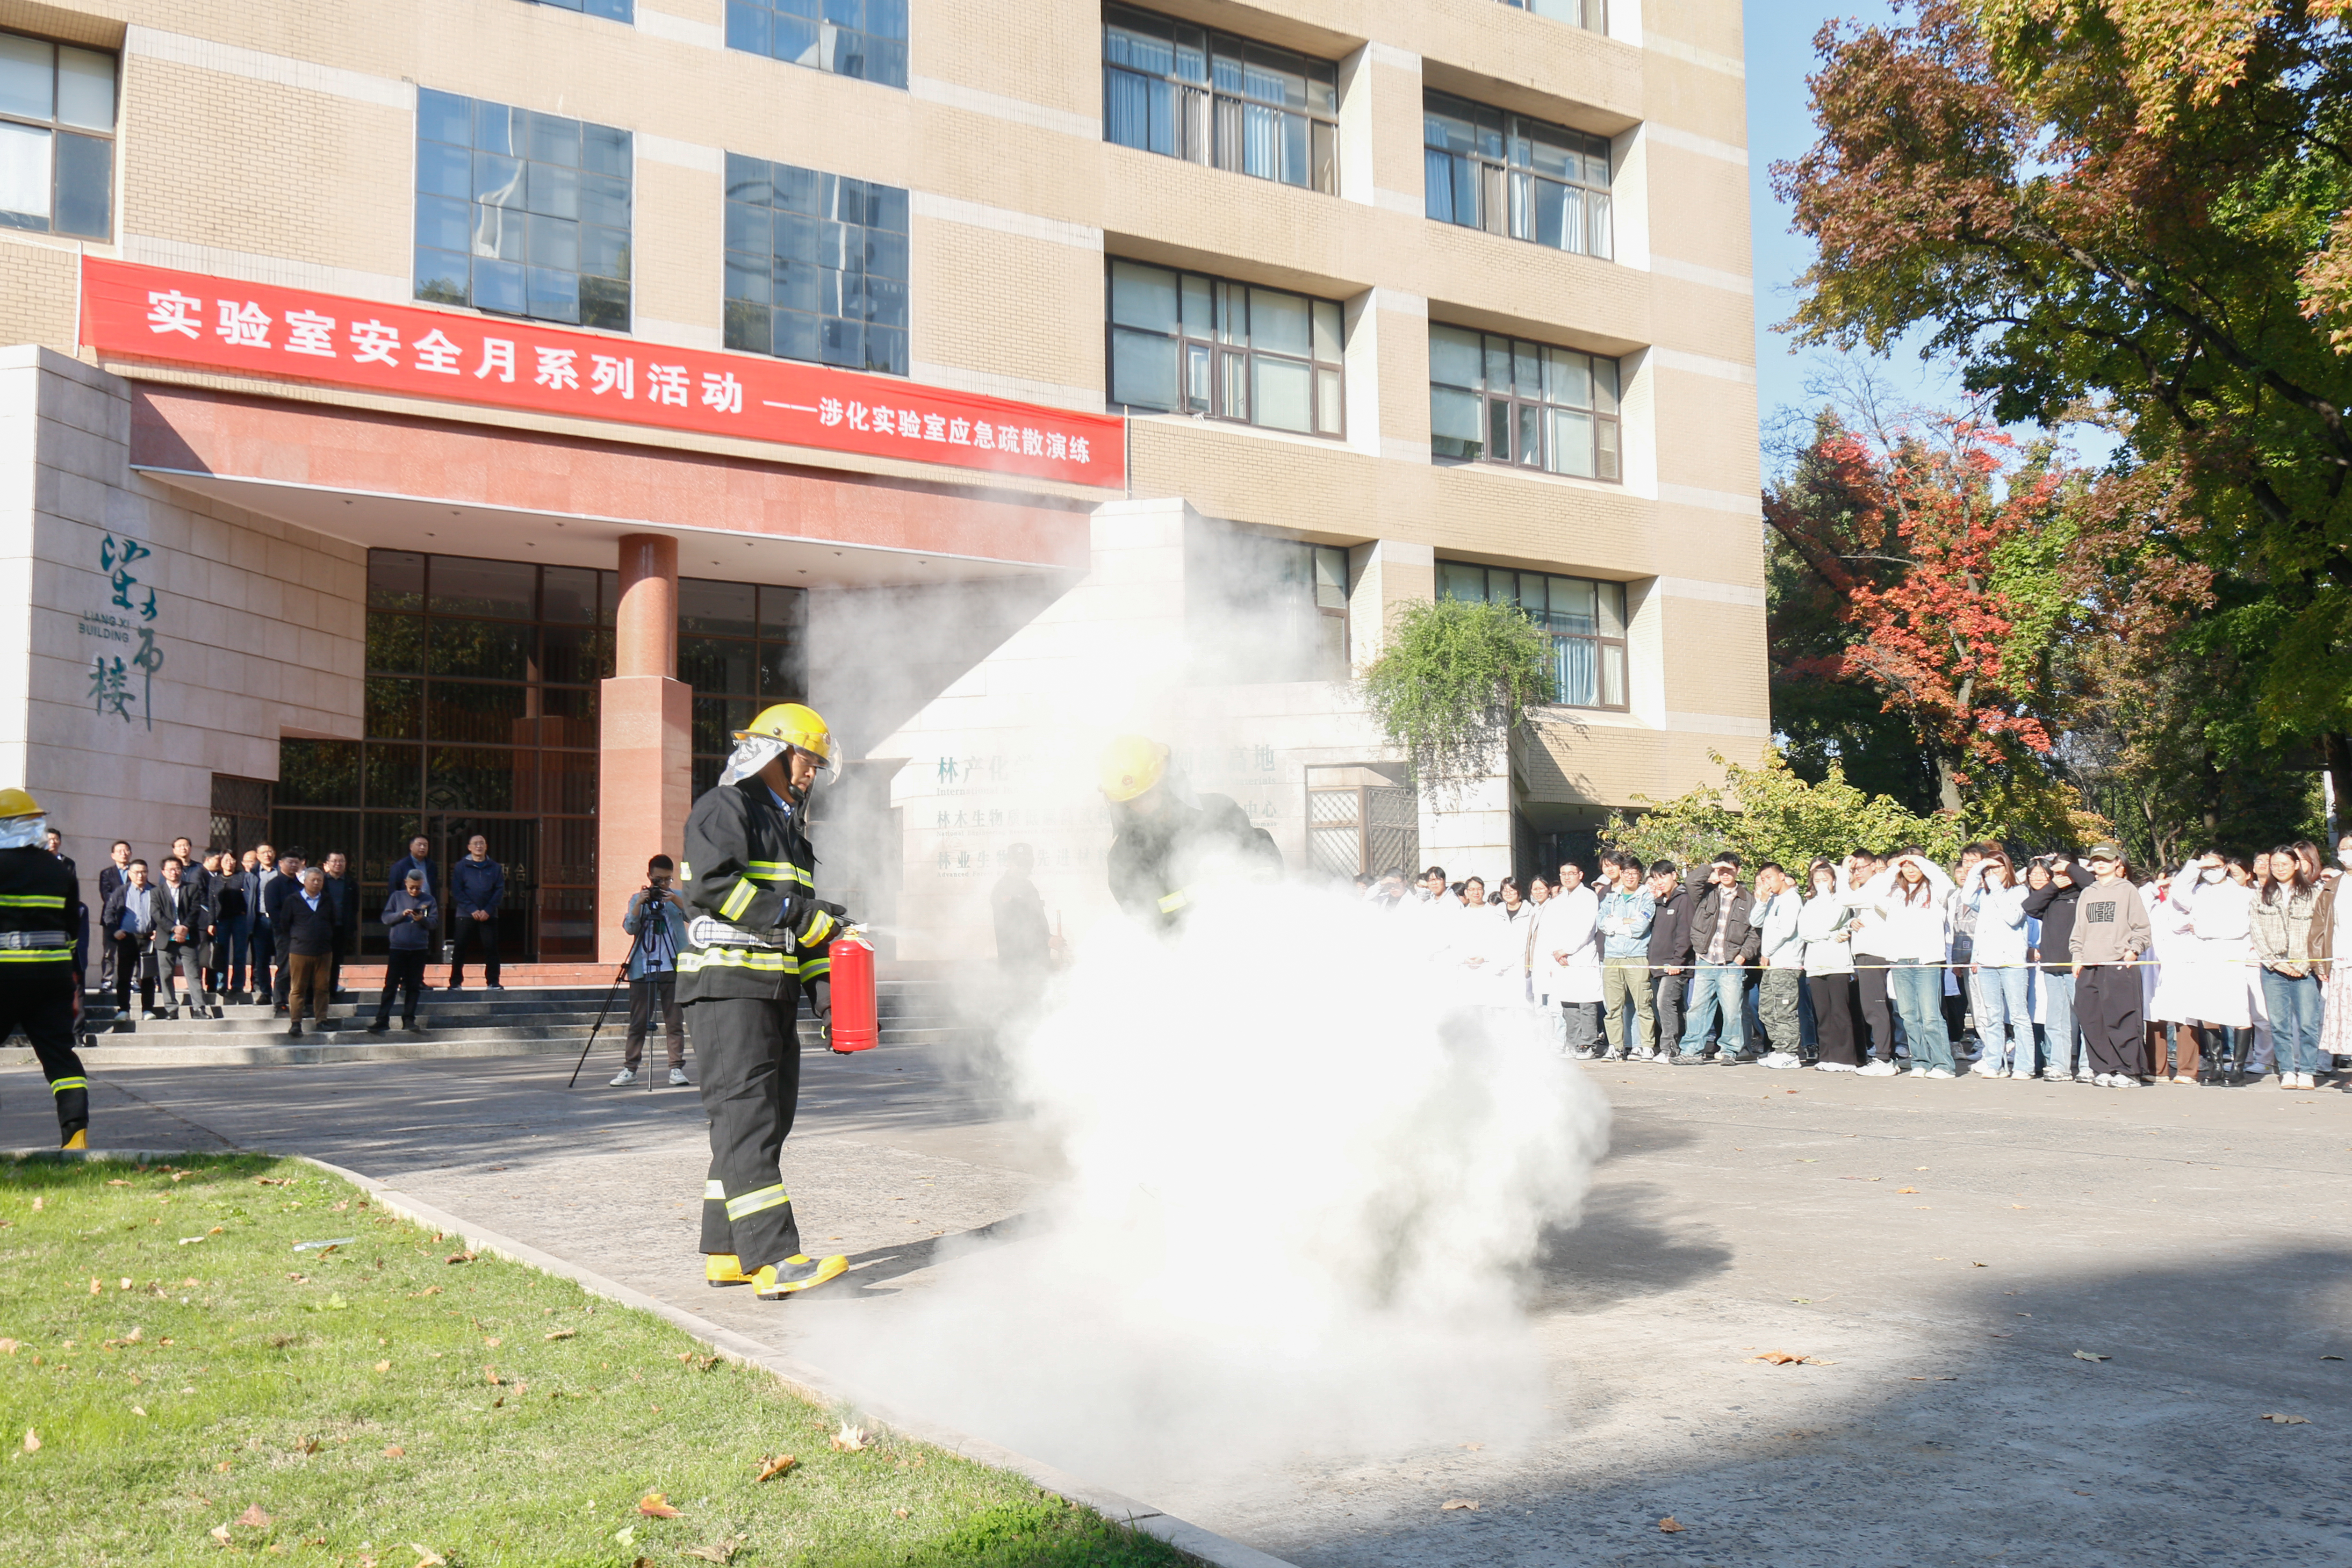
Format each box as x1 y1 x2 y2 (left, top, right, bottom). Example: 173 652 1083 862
807 974 831 1021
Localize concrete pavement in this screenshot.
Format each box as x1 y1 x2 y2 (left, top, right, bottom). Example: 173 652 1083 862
6 1044 2350 1566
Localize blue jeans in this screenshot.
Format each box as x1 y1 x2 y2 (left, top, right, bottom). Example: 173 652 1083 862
1677 962 1748 1057
1971 965 2034 1074
1888 960 1954 1072
2260 969 2324 1075
2038 970 2082 1075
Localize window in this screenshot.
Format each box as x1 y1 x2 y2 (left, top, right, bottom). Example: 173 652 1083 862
1438 562 1627 709
724 152 908 376
726 0 907 91
1189 522 1349 683
414 88 633 331
1429 324 1620 480
679 579 808 797
1107 259 1343 437
1423 91 1611 259
1496 0 1605 32
1102 5 1336 195
0 32 114 241
519 0 632 18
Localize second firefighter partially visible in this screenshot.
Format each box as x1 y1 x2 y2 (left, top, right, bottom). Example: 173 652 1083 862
678 703 853 1300
1100 734 1281 927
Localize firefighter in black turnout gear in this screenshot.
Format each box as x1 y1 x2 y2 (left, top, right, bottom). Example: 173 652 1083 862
1100 735 1281 927
0 789 89 1147
679 703 852 1300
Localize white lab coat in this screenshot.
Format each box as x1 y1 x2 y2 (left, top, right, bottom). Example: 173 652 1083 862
1534 883 1605 1004
1487 902 1538 995
2166 870 2256 1029
1858 861 1956 964
2141 880 2196 1025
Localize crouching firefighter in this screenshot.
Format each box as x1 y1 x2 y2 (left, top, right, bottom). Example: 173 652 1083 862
0 789 89 1147
679 704 854 1300
1100 735 1281 928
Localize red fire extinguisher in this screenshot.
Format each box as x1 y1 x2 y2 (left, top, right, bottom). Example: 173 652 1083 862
826 930 878 1054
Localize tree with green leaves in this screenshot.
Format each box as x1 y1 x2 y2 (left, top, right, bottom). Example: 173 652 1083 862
1360 597 1554 800
1778 0 2352 807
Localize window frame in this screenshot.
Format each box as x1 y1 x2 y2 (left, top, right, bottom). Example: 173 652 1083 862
517 0 633 20
1422 89 1612 259
0 29 116 242
1428 323 1622 482
413 87 635 332
1435 560 1630 712
1106 259 1345 439
1495 0 1606 34
1101 3 1338 196
723 151 910 377
724 0 909 91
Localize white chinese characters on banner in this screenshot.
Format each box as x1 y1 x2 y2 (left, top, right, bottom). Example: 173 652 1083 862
134 285 1099 468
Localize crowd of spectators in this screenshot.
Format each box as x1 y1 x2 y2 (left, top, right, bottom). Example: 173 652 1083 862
58 833 508 1038
1364 831 2352 1089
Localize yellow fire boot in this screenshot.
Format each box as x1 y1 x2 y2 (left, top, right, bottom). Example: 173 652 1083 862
705 1253 752 1288
750 1254 848 1299
61 1129 86 1151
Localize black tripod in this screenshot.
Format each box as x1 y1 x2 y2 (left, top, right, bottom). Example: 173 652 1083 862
565 890 668 1090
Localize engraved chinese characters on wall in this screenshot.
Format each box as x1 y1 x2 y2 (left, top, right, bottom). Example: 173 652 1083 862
82 532 163 731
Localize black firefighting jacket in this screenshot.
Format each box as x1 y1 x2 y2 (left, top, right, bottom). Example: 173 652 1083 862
677 778 844 1005
0 844 79 983
1108 792 1281 929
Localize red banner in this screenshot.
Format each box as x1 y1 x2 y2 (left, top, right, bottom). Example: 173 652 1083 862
80 258 1125 489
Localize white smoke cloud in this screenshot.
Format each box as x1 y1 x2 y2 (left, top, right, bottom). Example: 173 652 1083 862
796 875 1612 1496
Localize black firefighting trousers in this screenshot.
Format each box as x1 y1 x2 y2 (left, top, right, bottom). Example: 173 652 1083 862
689 993 806 1271
0 968 86 1140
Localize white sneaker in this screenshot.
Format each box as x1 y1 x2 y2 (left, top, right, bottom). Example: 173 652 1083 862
1760 1051 1799 1070
1814 1060 1854 1072
1923 1067 1956 1079
1980 1066 2009 1079
607 1068 639 1086
2114 1075 2141 1088
2075 1068 2097 1084
667 1067 690 1087
1858 1060 1898 1077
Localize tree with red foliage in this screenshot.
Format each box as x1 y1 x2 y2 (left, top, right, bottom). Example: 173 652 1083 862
1769 417 2056 813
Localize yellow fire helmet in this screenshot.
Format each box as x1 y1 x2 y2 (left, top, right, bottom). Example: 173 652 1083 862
0 787 42 820
735 703 835 770
1099 735 1170 803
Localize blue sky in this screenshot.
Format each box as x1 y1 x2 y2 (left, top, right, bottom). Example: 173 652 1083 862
1744 2 1946 445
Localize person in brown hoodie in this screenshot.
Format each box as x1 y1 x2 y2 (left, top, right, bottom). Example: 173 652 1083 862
2070 844 2153 1087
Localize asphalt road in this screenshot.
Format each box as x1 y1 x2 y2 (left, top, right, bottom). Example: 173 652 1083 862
6 1042 2349 1567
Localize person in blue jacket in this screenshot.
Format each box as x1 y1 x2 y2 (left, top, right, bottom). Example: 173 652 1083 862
449 834 505 991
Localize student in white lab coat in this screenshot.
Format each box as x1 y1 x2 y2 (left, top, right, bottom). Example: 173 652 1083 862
1538 860 1605 1057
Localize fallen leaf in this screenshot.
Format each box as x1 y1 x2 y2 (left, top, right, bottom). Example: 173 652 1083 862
681 1542 744 1565
210 1525 232 1546
445 1252 475 1266
893 1508 910 1518
408 1287 442 1298
132 1405 146 1417
299 1439 320 1455
754 1454 798 1482
108 1178 130 1187
207 1227 223 1236
237 1505 271 1530
543 1328 575 1341
1441 1498 1480 1511
1459 1441 1483 1450
409 1545 446 1567
2072 1351 2110 1362
2010 1204 2028 1209
637 1493 682 1518
612 1526 637 1547
2260 1412 2311 1424
1898 1187 1918 1194
88 1277 101 1296
1972 1262 1989 1268
374 1361 390 1374
0 1339 16 1355
21 1428 38 1453
1790 1297 1812 1304
1659 1516 1686 1533
829 1422 871 1453
1751 1351 1815 1365
30 1197 40 1210
482 1337 500 1348
483 1367 502 1386
381 1445 405 1458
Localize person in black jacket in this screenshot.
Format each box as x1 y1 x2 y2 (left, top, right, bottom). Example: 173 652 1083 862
2023 854 2092 1082
209 856 250 998
1646 860 1700 1057
0 789 91 1146
101 859 162 1019
679 703 854 1301
1098 735 1281 929
1673 854 1764 1064
367 868 437 1034
151 856 211 1017
320 851 358 1000
278 866 338 1038
95 839 131 997
261 850 306 1014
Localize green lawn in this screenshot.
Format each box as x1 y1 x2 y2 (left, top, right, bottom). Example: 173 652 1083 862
0 1155 1199 1568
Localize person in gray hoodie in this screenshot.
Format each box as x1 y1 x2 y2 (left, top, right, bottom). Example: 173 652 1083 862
366 868 437 1035
2070 844 2153 1086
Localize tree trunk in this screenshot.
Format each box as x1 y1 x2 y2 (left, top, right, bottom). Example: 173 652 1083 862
1935 752 1963 814
2325 730 2352 842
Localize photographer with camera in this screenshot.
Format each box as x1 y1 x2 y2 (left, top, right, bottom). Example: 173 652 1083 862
611 853 692 1087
